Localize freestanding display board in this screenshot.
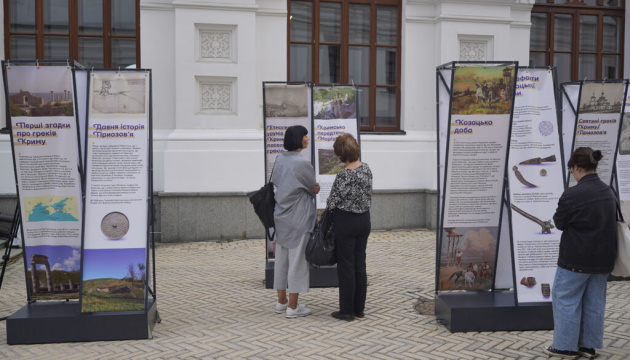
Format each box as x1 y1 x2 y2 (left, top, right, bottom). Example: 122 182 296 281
261 82 360 289
435 62 556 333
615 84 630 222
507 68 565 304
3 64 158 344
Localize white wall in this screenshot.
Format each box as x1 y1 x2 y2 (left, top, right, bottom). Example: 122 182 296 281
0 0 565 196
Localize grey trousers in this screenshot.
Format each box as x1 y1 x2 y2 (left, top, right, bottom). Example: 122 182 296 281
273 232 310 294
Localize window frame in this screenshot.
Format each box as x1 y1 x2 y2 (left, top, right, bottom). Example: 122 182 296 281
287 0 402 132
530 1 624 82
3 0 141 69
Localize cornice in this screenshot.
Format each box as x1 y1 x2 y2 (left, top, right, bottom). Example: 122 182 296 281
171 1 258 12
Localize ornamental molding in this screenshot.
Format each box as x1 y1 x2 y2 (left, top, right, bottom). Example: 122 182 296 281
195 24 237 63
196 76 237 115
458 35 493 61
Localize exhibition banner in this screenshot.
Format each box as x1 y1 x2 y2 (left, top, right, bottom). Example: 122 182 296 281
3 64 83 300
312 86 359 209
81 70 151 313
262 82 312 258
568 82 625 187
508 68 564 303
437 63 517 291
615 85 630 202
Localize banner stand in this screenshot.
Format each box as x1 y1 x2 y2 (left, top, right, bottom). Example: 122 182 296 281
262 81 339 289
434 62 554 332
3 62 158 344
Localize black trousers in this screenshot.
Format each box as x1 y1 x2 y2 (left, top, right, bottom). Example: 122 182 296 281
333 210 371 315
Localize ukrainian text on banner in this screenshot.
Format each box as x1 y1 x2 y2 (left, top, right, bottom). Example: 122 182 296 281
568 82 625 187
81 71 150 313
508 68 564 303
438 64 516 291
262 82 312 259
312 86 359 209
4 64 83 300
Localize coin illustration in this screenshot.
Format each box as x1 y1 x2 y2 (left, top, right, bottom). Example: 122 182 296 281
101 211 129 239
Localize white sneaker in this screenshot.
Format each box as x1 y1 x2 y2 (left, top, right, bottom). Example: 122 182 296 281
286 305 312 318
275 301 288 314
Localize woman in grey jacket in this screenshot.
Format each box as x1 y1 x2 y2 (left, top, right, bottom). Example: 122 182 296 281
271 125 320 319
543 147 617 359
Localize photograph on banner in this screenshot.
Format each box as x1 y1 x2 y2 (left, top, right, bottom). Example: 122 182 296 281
5 65 83 300
24 245 81 299
569 82 625 187
451 66 515 115
263 83 312 258
80 248 146 312
313 87 359 209
89 72 148 118
437 226 498 291
438 64 516 291
508 68 565 303
264 84 311 182
82 71 150 312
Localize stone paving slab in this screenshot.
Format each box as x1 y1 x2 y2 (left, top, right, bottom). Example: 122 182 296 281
0 229 628 359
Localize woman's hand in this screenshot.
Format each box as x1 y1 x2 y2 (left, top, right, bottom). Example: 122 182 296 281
312 184 321 195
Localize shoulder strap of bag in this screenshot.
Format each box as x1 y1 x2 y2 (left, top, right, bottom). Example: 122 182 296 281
268 156 278 183
611 187 625 222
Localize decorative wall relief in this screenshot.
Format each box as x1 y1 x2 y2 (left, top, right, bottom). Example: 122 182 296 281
200 31 231 60
458 35 493 61
195 24 237 63
196 76 237 115
201 84 231 111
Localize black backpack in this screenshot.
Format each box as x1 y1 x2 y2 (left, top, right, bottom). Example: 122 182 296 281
248 161 277 241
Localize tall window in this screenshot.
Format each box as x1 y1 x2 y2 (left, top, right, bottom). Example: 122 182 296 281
288 0 402 132
530 0 624 84
4 0 140 68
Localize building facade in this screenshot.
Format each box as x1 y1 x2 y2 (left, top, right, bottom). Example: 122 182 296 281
0 0 628 241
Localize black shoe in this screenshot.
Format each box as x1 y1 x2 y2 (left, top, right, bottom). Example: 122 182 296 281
331 311 354 321
577 347 597 359
542 346 578 359
354 312 365 319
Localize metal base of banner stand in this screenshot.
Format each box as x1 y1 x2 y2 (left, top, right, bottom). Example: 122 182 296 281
6 298 158 344
265 261 338 289
435 291 553 333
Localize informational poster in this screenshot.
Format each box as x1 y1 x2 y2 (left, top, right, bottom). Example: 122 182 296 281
81 71 150 313
4 64 83 300
615 86 630 203
262 83 312 258
437 64 516 291
508 68 564 303
312 86 359 209
568 82 625 187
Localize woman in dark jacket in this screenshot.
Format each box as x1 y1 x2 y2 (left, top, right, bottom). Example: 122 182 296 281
543 147 617 359
327 134 372 321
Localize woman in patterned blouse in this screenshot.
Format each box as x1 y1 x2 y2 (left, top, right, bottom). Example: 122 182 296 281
327 133 373 321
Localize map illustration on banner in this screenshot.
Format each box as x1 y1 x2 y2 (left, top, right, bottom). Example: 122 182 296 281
81 71 150 313
313 86 359 209
4 64 84 300
508 68 564 303
438 64 516 291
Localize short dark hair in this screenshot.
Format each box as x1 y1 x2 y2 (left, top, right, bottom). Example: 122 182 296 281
567 147 603 172
333 133 360 163
284 125 308 151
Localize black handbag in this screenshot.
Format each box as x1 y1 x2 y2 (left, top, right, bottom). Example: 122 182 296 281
248 161 277 241
305 208 336 267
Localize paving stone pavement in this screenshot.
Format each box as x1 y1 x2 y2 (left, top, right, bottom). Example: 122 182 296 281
0 229 629 359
